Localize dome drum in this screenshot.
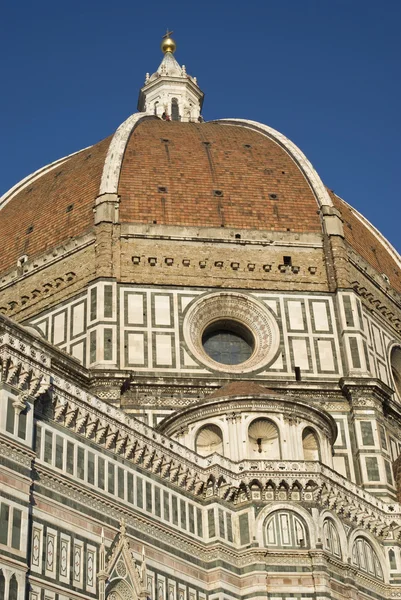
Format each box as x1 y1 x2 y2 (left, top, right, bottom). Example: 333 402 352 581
158 393 337 466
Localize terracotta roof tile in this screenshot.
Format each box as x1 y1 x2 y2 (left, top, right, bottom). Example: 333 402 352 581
118 120 323 232
0 136 111 274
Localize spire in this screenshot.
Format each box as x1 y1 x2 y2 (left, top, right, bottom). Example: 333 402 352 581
137 32 204 122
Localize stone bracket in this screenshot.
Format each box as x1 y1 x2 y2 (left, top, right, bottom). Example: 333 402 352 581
94 193 120 224
320 204 344 237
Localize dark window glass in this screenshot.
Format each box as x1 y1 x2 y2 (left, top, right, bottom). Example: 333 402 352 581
44 431 53 464
202 322 253 365
118 468 125 499
104 285 113 318
172 496 178 525
66 441 74 475
9 575 18 600
0 504 10 544
87 452 95 485
17 406 28 440
188 504 195 533
155 487 161 517
55 435 64 469
137 477 143 508
104 328 113 361
127 473 134 503
196 508 203 537
171 98 180 121
385 460 393 485
227 513 233 542
90 287 97 321
163 491 170 521
208 509 215 537
379 425 388 450
77 447 85 479
108 463 115 494
6 398 15 434
360 422 374 446
218 509 225 538
35 425 42 458
366 456 380 481
98 457 105 489
180 500 186 530
0 571 5 598
11 509 21 549
146 482 152 512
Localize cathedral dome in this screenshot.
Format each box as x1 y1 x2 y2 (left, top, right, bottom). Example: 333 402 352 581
1 115 400 295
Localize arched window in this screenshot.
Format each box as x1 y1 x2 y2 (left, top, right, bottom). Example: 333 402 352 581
323 519 341 558
154 101 159 116
265 511 308 548
9 575 18 600
171 98 180 121
248 418 280 459
302 428 320 461
195 425 223 456
351 537 384 580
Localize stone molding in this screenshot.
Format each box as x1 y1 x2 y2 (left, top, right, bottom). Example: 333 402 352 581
99 113 156 197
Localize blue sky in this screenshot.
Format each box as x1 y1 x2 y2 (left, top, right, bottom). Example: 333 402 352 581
1 0 400 251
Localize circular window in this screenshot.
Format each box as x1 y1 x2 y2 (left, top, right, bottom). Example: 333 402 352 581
202 320 254 365
183 292 280 373
390 346 401 398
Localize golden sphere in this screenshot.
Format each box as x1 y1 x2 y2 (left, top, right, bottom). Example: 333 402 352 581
161 36 176 54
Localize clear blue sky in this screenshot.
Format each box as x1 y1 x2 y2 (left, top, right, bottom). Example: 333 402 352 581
1 0 400 252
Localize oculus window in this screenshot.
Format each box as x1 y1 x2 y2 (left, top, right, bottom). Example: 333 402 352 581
202 320 254 365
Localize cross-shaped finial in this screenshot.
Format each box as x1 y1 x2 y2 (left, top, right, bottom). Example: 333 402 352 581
163 29 173 39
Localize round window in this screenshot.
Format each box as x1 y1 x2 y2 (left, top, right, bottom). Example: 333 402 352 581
183 292 280 374
202 320 254 365
391 346 401 398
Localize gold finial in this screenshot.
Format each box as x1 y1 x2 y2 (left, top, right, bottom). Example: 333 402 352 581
161 29 176 54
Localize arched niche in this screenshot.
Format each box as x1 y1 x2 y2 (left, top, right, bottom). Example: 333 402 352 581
195 424 223 457
248 418 280 459
265 510 309 549
302 427 320 461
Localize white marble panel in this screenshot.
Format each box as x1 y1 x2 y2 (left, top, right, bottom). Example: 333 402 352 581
287 301 304 330
333 455 347 477
72 303 85 336
128 333 145 365
154 295 171 326
291 339 309 370
53 312 66 345
71 342 84 364
127 294 144 325
312 301 329 331
317 340 335 371
155 334 173 366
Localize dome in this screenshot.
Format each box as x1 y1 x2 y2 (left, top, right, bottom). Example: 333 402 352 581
1 116 400 292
